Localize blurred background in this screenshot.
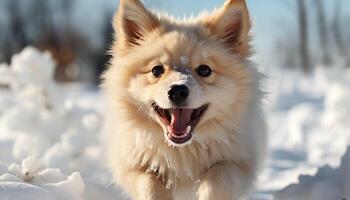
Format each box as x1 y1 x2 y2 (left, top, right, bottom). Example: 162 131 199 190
1 0 350 199
1 0 349 83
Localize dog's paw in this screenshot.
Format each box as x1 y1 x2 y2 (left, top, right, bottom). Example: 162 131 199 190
197 178 232 200
136 174 173 200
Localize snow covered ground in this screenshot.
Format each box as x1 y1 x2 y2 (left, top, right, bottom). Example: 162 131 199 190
1 47 350 199
274 146 350 200
254 65 350 199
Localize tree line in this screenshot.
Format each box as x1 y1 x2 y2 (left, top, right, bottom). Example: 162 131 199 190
277 0 350 73
0 0 114 82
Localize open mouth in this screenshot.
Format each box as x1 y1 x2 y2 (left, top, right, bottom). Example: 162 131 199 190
152 103 209 146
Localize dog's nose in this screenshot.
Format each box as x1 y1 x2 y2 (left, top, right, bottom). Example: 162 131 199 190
168 85 189 105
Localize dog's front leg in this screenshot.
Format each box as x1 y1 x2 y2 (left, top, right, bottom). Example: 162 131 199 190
118 170 172 200
196 162 254 200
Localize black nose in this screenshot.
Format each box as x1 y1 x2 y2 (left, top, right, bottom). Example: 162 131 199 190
168 85 189 105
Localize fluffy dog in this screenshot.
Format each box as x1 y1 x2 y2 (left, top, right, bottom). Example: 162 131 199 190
102 0 267 199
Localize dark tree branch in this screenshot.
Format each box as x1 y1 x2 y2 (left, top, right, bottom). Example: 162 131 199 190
297 0 311 73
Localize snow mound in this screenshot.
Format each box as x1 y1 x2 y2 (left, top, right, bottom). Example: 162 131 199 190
0 47 120 199
11 47 55 85
0 157 85 200
256 68 350 198
0 47 105 177
274 146 350 200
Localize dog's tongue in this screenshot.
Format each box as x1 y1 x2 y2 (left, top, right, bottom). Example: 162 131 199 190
170 109 192 133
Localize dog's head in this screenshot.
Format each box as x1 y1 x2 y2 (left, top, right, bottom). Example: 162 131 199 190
103 0 258 147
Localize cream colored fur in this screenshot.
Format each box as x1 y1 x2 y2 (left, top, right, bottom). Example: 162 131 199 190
102 0 267 199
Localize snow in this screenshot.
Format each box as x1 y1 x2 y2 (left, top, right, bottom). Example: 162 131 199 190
274 146 350 200
0 157 84 200
254 67 350 199
180 56 190 65
1 47 350 199
0 47 118 200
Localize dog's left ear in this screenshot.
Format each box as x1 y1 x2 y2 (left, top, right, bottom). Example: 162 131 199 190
203 0 251 57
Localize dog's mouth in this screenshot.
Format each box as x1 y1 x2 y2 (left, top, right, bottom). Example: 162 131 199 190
152 103 209 146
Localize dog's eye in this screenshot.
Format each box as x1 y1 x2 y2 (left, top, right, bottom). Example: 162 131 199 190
151 65 165 78
196 65 212 77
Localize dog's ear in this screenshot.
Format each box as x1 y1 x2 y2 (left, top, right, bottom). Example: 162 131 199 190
203 0 251 57
114 0 159 52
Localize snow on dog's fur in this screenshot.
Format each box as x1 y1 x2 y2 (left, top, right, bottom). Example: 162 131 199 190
102 0 267 199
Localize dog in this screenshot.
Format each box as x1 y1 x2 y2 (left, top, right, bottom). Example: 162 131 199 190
102 0 267 199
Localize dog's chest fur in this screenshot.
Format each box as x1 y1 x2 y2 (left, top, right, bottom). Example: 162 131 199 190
119 129 241 186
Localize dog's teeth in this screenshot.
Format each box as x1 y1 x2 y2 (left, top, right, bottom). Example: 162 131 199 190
186 126 191 134
167 126 171 133
171 112 175 124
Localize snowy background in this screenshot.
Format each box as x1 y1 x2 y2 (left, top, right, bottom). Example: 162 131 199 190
1 0 350 200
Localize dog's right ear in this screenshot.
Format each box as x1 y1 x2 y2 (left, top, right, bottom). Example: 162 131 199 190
114 0 159 52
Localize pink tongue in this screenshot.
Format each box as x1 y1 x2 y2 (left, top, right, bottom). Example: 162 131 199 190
170 109 192 133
